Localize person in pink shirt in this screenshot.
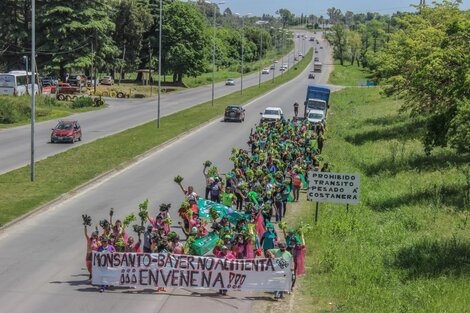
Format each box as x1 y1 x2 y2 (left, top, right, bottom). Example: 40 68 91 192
84 225 99 280
213 245 235 295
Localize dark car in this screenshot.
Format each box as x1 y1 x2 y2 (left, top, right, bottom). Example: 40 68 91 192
224 105 245 122
41 77 58 86
308 73 315 79
51 120 82 143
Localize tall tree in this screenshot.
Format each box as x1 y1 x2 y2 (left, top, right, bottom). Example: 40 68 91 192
276 9 294 28
39 0 118 78
162 1 210 84
326 24 348 65
113 0 153 76
375 1 470 152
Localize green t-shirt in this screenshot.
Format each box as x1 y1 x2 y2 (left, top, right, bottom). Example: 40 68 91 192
270 249 292 260
222 192 235 207
247 191 259 205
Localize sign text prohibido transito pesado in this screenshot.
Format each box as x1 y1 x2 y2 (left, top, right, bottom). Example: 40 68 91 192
307 172 360 204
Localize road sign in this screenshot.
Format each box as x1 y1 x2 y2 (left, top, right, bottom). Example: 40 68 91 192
307 171 360 204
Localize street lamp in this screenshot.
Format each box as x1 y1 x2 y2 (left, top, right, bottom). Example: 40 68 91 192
235 12 251 95
31 0 36 181
206 0 225 106
157 0 162 128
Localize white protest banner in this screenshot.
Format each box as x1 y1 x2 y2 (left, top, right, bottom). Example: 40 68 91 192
92 252 292 292
307 171 360 204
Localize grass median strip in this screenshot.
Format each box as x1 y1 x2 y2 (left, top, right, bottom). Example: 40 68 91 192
0 49 313 227
293 87 470 312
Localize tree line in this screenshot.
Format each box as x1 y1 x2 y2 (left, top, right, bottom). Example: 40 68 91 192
323 1 469 153
0 0 293 84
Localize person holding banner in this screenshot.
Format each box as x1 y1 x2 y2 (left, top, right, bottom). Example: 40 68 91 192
84 224 99 280
212 245 236 295
266 242 292 300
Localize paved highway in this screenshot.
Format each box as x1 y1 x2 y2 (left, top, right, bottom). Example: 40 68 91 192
0 32 312 175
0 34 334 313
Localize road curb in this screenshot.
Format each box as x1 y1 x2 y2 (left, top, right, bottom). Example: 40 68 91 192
0 53 313 234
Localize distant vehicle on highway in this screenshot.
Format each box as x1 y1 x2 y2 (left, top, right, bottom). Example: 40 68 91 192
50 120 82 143
224 105 245 122
308 73 315 79
273 60 278 64
315 49 319 54
100 76 114 85
270 64 276 70
309 37 315 41
294 57 298 61
320 46 323 49
298 53 303 57
307 109 326 125
314 62 322 72
225 78 235 86
314 57 320 62
279 66 286 72
262 68 270 74
260 107 283 123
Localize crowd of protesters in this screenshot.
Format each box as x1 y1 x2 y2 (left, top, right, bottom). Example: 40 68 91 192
84 116 327 299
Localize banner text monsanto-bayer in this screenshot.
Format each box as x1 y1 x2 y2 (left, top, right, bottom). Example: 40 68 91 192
92 252 292 291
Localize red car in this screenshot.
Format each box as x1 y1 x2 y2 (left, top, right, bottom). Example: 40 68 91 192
50 82 79 94
50 120 82 143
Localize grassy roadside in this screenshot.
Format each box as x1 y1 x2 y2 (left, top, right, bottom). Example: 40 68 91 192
0 48 313 227
327 60 372 86
0 96 106 129
292 87 470 312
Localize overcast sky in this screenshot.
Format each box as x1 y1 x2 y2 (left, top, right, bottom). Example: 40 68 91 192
216 0 469 16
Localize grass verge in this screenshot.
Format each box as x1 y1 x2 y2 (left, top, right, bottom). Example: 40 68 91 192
0 95 106 129
328 60 372 86
293 88 470 313
0 48 313 227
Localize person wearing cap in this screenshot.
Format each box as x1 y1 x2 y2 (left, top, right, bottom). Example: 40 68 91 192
266 242 292 299
260 224 278 257
212 245 235 295
221 186 236 208
143 224 153 253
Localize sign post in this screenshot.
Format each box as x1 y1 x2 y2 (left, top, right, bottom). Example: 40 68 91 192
307 171 361 223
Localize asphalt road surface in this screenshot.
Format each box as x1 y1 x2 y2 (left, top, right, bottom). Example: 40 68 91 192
0 33 335 313
0 31 316 175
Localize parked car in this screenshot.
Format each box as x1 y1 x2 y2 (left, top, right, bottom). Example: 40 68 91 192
50 82 79 95
224 105 245 122
67 75 85 87
41 77 58 86
50 120 82 143
260 107 284 123
225 78 235 86
101 76 114 85
308 73 315 79
262 68 270 74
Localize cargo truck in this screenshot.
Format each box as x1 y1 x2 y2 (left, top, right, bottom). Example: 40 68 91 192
313 62 322 72
304 84 331 117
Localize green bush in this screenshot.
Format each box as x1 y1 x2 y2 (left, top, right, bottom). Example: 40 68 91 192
0 101 22 123
71 96 94 109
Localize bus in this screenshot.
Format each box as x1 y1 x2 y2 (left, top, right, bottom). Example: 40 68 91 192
0 71 39 96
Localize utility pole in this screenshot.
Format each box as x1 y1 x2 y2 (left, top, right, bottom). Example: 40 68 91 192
149 42 152 96
30 0 36 182
157 0 162 128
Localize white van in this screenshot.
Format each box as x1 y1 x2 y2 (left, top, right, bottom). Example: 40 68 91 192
0 71 39 96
